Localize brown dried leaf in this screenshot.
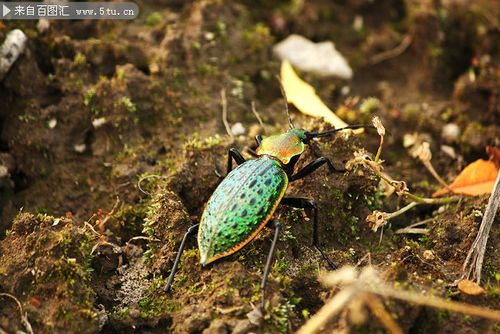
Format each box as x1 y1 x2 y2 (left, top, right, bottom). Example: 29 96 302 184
433 159 498 197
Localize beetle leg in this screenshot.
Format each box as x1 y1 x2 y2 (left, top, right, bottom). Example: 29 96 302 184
261 220 282 307
164 224 199 293
255 134 263 146
289 157 345 182
226 148 246 175
280 197 336 269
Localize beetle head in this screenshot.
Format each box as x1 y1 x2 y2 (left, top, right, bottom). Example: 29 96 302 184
256 128 306 164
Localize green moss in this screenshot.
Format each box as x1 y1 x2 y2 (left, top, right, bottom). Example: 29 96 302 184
244 23 274 51
197 63 217 76
146 12 162 26
83 87 96 107
184 134 223 150
114 202 148 233
138 277 179 318
142 194 162 262
73 52 87 66
115 96 137 113
272 250 288 277
268 296 301 334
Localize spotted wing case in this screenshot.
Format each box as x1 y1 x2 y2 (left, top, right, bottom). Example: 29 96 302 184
198 156 288 265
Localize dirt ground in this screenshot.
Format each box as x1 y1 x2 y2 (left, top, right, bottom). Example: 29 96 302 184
0 0 499 333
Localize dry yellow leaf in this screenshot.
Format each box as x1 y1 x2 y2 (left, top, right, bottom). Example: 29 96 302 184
280 60 362 133
458 279 485 296
433 159 498 197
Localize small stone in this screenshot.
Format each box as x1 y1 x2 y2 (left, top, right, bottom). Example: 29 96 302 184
184 312 211 334
231 122 246 136
203 319 228 334
0 165 8 178
0 29 28 80
341 85 350 95
246 306 263 326
353 15 364 32
204 32 215 41
47 118 57 129
92 117 107 128
74 143 86 153
149 63 160 74
231 319 255 334
273 34 353 79
422 250 435 260
37 19 50 33
442 123 460 143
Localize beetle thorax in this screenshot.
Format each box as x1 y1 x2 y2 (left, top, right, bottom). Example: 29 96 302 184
256 129 306 164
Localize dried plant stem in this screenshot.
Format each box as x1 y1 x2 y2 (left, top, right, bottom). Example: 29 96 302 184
137 174 161 196
374 135 384 163
403 192 459 205
462 170 500 283
0 293 34 334
422 160 451 191
372 284 500 321
364 293 403 334
377 172 459 205
251 101 265 131
369 35 412 65
296 286 360 334
220 89 234 140
395 218 432 234
385 202 418 220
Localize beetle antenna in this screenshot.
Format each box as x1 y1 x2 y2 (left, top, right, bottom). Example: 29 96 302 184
305 124 375 138
276 75 294 129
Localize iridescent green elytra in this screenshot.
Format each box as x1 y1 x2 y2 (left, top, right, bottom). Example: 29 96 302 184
198 156 288 265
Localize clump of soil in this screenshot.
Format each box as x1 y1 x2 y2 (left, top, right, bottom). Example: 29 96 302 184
0 213 104 334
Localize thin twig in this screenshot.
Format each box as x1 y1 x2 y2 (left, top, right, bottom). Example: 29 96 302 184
220 89 234 140
373 284 500 321
422 160 451 191
374 135 384 163
395 227 429 235
0 293 34 334
126 236 161 244
296 286 360 334
462 170 500 283
369 35 412 65
137 174 162 196
364 293 403 334
251 101 265 132
395 218 433 235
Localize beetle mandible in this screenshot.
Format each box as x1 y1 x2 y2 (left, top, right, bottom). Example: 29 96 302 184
164 89 372 304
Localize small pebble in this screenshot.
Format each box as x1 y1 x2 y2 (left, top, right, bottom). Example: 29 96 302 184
423 250 435 260
341 85 350 95
441 123 460 143
47 118 57 129
37 19 50 33
204 32 215 41
0 165 8 178
0 29 28 80
231 122 246 136
92 117 107 128
74 143 86 153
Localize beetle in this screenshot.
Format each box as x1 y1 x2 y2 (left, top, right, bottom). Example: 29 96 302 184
164 93 372 304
